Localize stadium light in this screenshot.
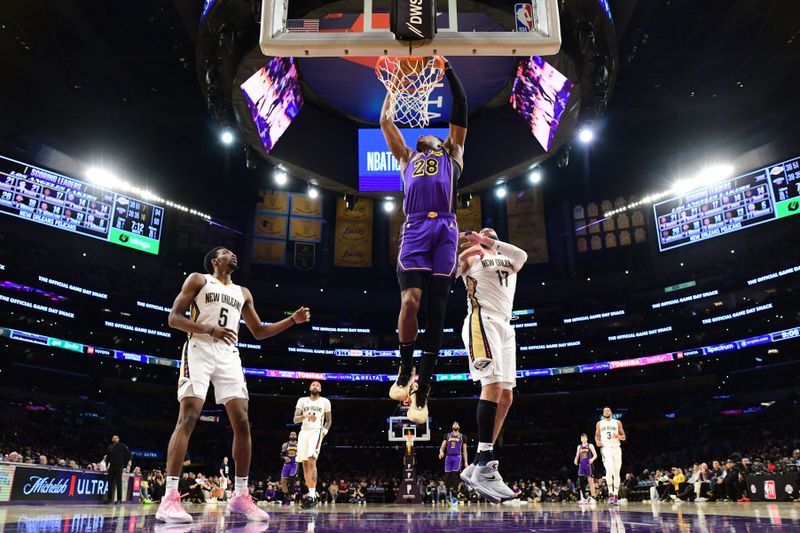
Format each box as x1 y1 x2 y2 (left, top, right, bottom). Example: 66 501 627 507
383 198 396 213
221 129 235 145
86 166 211 220
578 126 594 144
671 164 734 195
495 183 507 199
528 169 542 184
308 186 319 199
274 170 288 186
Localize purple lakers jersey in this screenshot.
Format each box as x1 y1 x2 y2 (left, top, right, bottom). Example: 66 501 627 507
578 444 591 468
402 149 459 215
283 442 297 464
445 432 464 457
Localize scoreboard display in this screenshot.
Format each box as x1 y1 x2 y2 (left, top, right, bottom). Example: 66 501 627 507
0 155 163 254
654 155 800 252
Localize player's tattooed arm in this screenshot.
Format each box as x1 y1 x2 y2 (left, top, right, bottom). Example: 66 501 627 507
293 407 304 424
281 442 289 462
594 421 603 447
322 411 332 433
240 286 310 340
617 421 626 442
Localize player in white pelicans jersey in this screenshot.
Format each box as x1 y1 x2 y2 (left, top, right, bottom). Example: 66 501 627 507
455 228 527 503
293 381 332 509
595 407 626 505
156 246 310 524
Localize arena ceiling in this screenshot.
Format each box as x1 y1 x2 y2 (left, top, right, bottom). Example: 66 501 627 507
0 0 798 220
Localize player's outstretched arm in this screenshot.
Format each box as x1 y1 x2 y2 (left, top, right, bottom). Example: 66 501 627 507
441 59 467 170
168 273 236 344
241 286 310 340
380 93 413 168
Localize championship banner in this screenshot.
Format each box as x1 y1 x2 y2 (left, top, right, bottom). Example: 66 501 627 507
507 188 549 264
252 238 286 265
334 197 373 267
257 190 290 214
335 196 373 221
290 193 323 218
289 217 322 242
254 214 288 240
456 195 482 232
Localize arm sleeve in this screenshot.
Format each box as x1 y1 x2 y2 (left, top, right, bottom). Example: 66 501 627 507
490 239 528 268
444 63 467 128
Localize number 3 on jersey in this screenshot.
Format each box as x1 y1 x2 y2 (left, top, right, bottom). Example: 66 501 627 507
412 157 439 178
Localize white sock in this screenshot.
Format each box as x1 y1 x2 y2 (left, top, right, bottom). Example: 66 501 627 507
477 442 494 453
308 488 316 498
166 476 179 493
235 476 248 495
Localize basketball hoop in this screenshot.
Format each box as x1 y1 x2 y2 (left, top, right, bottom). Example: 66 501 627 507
375 56 446 128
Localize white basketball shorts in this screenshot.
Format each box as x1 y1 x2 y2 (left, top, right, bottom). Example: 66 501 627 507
461 310 517 388
177 338 248 405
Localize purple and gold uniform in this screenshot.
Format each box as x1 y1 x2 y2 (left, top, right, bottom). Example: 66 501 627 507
444 432 465 473
577 443 592 477
280 441 298 479
398 148 461 277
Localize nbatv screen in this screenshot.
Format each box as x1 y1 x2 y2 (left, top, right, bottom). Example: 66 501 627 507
358 127 450 193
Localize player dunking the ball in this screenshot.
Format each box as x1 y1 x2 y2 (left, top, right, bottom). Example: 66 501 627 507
381 58 468 423
280 431 299 504
156 246 310 524
596 407 626 505
574 433 598 502
456 228 528 502
294 381 332 509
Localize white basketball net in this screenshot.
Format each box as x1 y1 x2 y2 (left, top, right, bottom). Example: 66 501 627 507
375 56 446 128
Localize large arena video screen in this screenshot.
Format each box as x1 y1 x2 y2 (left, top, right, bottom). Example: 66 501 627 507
0 155 163 254
510 56 574 152
358 127 450 192
654 155 800 252
241 57 303 154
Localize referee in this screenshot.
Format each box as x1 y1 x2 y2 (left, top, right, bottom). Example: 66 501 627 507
104 435 132 504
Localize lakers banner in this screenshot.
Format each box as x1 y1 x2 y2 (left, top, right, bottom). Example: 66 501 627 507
507 188 549 264
334 197 373 267
290 193 323 218
335 196 373 221
456 196 482 232
257 191 290 214
289 217 322 243
252 238 286 265
254 214 288 240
